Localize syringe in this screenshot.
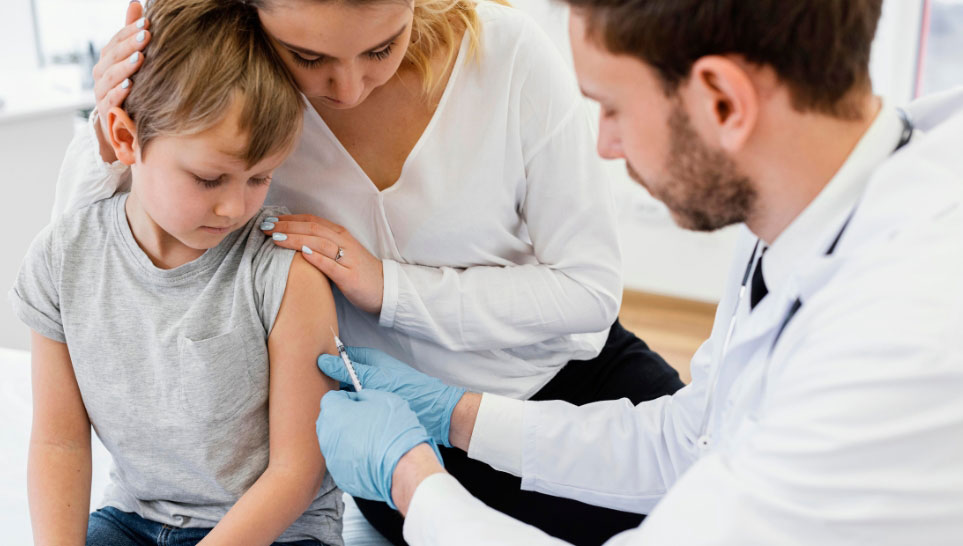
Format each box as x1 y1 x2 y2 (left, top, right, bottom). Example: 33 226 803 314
331 328 363 391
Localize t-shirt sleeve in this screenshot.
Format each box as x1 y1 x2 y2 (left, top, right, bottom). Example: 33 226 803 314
8 226 65 343
251 207 296 336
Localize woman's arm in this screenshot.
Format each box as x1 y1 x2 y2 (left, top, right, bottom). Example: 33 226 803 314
28 331 92 545
51 109 133 221
267 104 621 353
376 22 624 351
265 21 622 352
200 254 338 545
52 3 148 220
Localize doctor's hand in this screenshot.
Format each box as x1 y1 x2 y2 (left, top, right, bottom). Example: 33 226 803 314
318 347 467 448
316 389 443 510
92 0 151 162
262 215 384 314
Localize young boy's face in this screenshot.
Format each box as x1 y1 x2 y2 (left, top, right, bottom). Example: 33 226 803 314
120 99 292 252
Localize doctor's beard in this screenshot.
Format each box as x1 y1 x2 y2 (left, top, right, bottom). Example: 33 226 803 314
628 105 757 232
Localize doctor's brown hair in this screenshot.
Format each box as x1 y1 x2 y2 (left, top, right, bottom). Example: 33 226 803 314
124 0 304 166
563 0 883 119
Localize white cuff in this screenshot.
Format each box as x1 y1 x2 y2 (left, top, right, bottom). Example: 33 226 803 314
379 259 400 328
403 473 463 545
403 472 569 546
467 393 524 476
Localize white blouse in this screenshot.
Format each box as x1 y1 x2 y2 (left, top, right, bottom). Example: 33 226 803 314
53 1 623 399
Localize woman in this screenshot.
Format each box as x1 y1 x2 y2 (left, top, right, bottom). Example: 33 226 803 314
60 0 683 543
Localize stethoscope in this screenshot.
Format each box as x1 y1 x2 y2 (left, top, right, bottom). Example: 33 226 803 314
695 109 915 451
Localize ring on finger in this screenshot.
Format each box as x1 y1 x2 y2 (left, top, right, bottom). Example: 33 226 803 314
335 246 345 262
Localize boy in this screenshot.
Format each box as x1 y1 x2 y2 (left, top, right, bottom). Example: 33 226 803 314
9 0 343 544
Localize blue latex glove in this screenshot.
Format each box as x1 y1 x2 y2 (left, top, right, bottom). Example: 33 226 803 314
318 347 467 448
316 389 442 510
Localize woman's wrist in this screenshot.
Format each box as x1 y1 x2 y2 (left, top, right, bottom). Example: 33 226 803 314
378 258 400 326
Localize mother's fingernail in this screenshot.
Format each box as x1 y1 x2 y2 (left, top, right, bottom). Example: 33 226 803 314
129 52 139 64
272 233 287 241
121 78 130 89
260 222 275 230
136 17 146 29
136 30 146 42
301 245 313 255
265 216 279 223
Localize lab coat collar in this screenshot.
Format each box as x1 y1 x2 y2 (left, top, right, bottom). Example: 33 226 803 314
757 101 907 308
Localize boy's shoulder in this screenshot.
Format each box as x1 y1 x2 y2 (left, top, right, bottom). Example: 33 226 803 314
237 205 291 257
234 205 297 337
25 193 124 271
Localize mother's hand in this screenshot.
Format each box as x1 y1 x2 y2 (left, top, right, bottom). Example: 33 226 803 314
262 214 385 314
92 1 151 161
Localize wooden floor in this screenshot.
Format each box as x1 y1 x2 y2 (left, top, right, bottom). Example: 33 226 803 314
618 290 716 384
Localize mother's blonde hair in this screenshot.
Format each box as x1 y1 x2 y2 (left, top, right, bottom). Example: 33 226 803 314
407 0 505 94
245 0 510 95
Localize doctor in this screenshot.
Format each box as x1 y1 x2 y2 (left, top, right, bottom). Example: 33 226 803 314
315 0 963 544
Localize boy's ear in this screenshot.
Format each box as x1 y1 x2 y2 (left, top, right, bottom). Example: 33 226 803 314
106 107 138 166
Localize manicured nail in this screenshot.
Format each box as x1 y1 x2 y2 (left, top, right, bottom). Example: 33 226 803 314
301 245 313 255
129 52 139 64
272 233 287 241
136 30 146 42
121 78 130 89
265 216 279 223
260 222 275 230
135 17 146 29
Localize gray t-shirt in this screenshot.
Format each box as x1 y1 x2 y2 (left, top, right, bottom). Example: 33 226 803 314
9 193 343 545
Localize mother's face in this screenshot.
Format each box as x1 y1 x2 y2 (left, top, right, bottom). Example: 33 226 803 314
257 0 415 110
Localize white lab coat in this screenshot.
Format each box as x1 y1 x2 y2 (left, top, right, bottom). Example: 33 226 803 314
402 91 963 545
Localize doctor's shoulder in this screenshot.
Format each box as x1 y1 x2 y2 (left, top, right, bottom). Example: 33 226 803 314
848 107 963 261
780 125 963 366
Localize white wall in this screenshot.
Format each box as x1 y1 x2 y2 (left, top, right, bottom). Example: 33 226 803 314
0 112 80 351
0 0 39 73
872 0 926 104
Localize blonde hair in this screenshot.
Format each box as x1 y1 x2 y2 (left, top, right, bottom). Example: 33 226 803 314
126 0 304 167
407 0 482 95
246 0 511 96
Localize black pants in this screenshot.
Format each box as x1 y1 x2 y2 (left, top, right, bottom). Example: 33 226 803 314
355 320 684 545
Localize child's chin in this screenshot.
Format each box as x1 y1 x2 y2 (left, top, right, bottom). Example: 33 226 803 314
184 230 232 249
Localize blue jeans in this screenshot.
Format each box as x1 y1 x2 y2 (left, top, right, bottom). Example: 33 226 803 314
87 507 326 546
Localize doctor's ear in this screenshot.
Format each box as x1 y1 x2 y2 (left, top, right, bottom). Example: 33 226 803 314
685 56 759 153
106 106 139 166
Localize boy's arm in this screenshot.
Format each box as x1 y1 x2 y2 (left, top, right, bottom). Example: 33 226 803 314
202 254 338 545
28 331 92 545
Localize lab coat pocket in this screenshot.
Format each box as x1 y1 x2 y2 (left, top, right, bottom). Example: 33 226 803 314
178 327 260 422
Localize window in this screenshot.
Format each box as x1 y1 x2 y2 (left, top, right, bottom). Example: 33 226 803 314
917 0 963 96
32 0 124 67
